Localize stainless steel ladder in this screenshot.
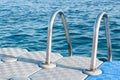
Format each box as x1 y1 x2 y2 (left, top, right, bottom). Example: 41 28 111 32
83 12 112 75
41 10 72 68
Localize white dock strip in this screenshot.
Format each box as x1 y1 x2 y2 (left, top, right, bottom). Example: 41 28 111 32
0 48 103 80
0 48 62 80
29 56 102 80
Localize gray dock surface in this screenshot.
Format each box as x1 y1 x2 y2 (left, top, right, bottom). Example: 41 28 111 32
0 48 103 80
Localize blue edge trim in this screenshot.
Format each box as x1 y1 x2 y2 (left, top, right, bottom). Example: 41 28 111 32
86 61 120 80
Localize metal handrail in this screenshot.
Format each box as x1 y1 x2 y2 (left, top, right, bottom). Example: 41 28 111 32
90 12 112 71
45 10 72 65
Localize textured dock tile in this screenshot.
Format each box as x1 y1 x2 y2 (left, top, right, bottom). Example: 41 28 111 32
18 51 63 65
29 56 103 80
29 67 87 80
0 48 28 55
0 61 41 80
0 48 28 60
86 61 120 80
55 56 102 69
9 77 30 80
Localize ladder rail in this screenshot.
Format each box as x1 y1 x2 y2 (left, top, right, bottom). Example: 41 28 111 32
90 12 112 71
45 10 72 65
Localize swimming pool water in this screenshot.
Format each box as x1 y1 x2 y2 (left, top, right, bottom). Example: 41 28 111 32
0 0 120 61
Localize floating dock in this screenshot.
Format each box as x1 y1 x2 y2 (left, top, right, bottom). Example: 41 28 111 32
0 48 120 80
0 48 102 80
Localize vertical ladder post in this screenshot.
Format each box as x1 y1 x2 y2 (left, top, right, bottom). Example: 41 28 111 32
83 12 112 75
40 10 72 69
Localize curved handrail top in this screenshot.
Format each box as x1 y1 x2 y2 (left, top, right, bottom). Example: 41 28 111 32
45 10 72 65
90 12 112 71
49 10 64 29
48 10 72 47
94 12 108 32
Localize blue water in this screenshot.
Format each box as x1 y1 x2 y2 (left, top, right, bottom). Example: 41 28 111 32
0 0 120 61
